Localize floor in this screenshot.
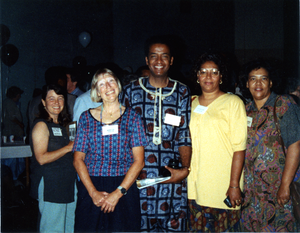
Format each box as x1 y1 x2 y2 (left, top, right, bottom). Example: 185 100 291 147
1 171 39 233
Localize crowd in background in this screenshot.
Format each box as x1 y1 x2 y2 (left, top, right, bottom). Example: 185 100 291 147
2 35 300 232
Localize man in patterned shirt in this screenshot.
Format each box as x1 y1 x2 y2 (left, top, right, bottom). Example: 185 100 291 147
121 35 192 232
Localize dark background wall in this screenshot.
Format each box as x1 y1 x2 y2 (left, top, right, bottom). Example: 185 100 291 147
1 0 299 131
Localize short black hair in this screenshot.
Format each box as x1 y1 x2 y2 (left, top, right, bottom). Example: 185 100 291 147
243 59 274 81
144 35 173 57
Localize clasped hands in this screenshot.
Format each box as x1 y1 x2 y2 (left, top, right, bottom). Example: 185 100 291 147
161 166 189 184
91 189 122 213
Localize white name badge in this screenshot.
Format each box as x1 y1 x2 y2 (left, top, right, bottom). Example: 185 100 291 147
52 127 62 136
164 113 181 126
247 116 253 127
102 125 118 136
194 105 208 114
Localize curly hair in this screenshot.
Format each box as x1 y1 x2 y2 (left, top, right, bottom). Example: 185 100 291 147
191 52 229 93
38 84 71 126
239 58 280 99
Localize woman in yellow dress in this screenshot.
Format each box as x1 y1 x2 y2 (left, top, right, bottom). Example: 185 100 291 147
187 53 247 232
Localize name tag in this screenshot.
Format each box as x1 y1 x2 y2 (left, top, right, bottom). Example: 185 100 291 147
52 127 62 136
194 105 208 114
164 113 181 126
102 125 118 136
247 116 253 127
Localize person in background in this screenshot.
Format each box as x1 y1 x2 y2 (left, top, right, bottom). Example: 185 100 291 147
72 88 102 125
2 86 24 139
121 73 139 87
135 65 150 78
187 52 247 232
121 35 191 232
66 69 84 97
285 77 300 105
240 59 300 231
73 68 147 232
2 86 26 182
30 84 77 233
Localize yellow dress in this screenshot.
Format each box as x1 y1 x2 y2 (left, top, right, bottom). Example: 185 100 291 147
188 93 247 210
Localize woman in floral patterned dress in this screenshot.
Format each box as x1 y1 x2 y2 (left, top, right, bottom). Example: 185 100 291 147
241 59 300 231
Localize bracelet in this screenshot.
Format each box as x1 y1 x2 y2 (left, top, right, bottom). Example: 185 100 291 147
229 186 239 189
182 166 191 172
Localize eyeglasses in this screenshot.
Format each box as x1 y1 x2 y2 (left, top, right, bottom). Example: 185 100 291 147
198 68 220 77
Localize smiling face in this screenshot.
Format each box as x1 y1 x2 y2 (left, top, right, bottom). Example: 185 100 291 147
42 90 64 120
96 74 120 103
197 61 222 94
145 43 173 79
246 67 272 105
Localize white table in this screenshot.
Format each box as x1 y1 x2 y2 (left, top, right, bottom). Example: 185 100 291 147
1 143 32 159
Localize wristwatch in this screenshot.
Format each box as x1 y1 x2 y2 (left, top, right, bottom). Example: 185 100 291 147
117 186 127 195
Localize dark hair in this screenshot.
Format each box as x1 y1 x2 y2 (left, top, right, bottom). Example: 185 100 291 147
66 67 81 83
38 84 71 126
192 52 229 93
6 86 23 99
135 65 150 77
239 58 280 99
44 66 67 86
144 35 173 57
243 59 274 81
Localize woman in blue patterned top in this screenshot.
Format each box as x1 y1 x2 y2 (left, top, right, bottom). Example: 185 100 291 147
73 68 148 232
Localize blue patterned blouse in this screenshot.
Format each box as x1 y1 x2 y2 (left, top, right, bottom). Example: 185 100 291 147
73 107 148 177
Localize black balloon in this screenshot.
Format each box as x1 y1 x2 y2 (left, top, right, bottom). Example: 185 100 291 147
1 44 19 67
72 56 87 68
0 24 10 46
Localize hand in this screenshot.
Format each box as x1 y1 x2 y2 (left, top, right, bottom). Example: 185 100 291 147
161 166 189 184
90 190 109 207
226 187 242 208
101 189 122 213
66 141 74 152
277 184 290 207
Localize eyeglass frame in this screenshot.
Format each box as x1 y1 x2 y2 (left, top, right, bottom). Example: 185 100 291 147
197 68 220 78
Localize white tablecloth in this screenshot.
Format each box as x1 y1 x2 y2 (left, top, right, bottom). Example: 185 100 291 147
1 144 32 159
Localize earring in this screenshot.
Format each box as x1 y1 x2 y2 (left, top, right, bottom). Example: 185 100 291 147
197 80 200 83
219 80 222 84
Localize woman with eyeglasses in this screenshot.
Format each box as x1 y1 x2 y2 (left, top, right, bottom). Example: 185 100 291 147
187 53 247 231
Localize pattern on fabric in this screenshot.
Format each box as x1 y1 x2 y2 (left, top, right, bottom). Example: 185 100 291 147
73 107 147 177
188 200 241 232
242 94 299 232
121 78 191 231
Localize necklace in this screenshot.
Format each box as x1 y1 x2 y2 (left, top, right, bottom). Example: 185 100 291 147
100 103 122 123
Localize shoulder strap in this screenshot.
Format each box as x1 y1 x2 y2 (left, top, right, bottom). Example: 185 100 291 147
273 96 286 157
